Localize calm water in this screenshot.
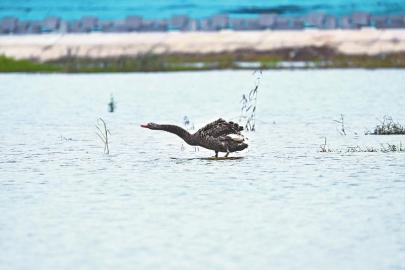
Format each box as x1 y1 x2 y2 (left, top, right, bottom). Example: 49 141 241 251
1 0 405 20
0 70 405 270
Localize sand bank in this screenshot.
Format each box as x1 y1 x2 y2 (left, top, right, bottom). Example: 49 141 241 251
1 29 405 61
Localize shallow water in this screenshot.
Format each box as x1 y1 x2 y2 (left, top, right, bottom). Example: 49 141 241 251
0 70 405 270
2 0 405 20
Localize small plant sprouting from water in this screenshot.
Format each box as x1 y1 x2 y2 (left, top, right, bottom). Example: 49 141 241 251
96 118 111 154
183 115 194 130
108 94 116 113
319 137 332 152
59 135 73 141
240 70 261 131
366 116 405 135
334 114 346 136
182 116 198 152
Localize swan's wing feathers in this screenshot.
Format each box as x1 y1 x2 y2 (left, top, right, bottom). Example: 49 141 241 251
197 118 244 138
201 134 248 152
196 118 225 134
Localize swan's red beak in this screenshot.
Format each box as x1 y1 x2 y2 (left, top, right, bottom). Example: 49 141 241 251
140 124 149 128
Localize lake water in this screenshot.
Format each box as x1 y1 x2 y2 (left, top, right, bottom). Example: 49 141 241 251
2 0 405 20
0 70 405 270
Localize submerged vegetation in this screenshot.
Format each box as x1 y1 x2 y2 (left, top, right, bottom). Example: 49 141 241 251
366 116 405 135
1 47 405 73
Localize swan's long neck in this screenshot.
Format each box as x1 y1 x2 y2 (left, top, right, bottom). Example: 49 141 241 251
157 125 195 145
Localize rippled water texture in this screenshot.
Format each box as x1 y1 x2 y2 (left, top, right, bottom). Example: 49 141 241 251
2 0 405 20
0 70 405 270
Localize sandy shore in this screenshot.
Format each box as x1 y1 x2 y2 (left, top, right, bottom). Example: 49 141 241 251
1 29 405 61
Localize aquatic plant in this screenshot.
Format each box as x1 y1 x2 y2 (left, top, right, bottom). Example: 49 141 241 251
346 143 405 153
108 94 116 113
59 135 73 141
240 70 261 131
319 138 405 153
96 118 111 154
183 116 194 130
366 116 405 135
380 142 405 152
182 116 198 152
319 137 333 152
334 114 346 136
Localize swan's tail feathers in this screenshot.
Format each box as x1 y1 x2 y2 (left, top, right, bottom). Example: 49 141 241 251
235 142 248 151
226 134 245 143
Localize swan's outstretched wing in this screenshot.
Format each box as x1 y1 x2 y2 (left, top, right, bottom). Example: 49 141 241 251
195 118 243 138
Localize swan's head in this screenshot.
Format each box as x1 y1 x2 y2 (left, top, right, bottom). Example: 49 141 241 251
140 122 160 130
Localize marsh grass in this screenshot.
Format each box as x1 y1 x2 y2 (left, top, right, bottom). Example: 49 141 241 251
0 55 60 72
319 138 405 153
96 118 111 154
319 137 333 152
366 116 405 135
334 114 347 136
346 143 405 153
240 70 261 131
3 47 405 73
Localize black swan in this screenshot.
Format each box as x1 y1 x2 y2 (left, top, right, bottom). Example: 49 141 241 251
141 118 248 157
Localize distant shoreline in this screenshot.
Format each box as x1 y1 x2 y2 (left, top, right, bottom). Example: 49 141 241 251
1 29 405 72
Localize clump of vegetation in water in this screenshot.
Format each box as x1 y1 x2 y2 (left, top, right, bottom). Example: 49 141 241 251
319 137 333 152
319 138 405 153
96 118 111 154
366 116 405 135
346 143 405 153
240 70 261 131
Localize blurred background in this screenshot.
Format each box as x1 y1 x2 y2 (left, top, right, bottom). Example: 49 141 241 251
1 0 405 72
1 0 405 33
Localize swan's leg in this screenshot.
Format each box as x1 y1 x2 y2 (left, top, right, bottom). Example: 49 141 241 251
225 150 230 157
215 151 218 158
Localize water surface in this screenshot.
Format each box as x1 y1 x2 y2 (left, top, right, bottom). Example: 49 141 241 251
1 0 405 20
0 70 405 270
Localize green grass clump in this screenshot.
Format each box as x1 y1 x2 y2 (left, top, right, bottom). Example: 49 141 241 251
1 47 405 73
0 55 61 72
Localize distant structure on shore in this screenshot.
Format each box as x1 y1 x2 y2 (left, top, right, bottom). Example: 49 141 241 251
1 12 405 34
